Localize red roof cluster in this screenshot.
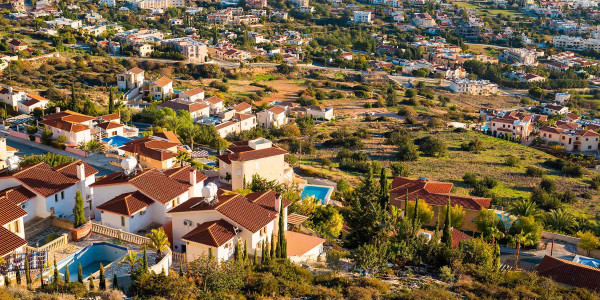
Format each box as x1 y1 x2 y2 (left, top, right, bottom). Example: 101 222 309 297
181 219 237 247
390 177 491 210
217 140 287 164
97 191 154 216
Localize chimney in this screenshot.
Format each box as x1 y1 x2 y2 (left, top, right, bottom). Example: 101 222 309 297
55 107 61 113
76 162 85 181
275 194 282 212
189 168 197 187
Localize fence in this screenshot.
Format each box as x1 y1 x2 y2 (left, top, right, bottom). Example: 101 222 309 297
172 251 187 265
91 222 150 245
25 233 69 254
8 129 29 140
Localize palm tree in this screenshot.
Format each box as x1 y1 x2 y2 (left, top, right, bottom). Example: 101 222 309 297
508 230 535 270
486 226 505 245
175 151 191 167
146 228 171 262
119 251 140 272
509 199 541 219
180 124 201 150
545 209 576 234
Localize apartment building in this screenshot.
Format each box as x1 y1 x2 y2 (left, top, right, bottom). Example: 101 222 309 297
162 37 208 62
117 67 145 90
353 11 373 23
449 79 498 95
553 35 600 51
412 13 436 28
502 48 539 65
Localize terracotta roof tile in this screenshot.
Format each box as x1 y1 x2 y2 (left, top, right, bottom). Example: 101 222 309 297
180 87 204 98
245 190 290 212
218 147 287 164
97 121 124 130
99 113 120 121
97 191 154 216
537 255 600 290
204 96 224 104
0 186 34 226
54 161 98 180
232 102 252 112
0 226 27 257
181 219 237 247
163 166 208 185
127 67 144 75
153 77 172 87
159 99 209 113
390 177 490 210
285 231 325 257
169 191 278 233
13 163 78 197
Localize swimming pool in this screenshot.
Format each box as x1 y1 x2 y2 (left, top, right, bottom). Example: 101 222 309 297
301 185 333 205
102 136 133 147
573 255 600 268
56 242 127 282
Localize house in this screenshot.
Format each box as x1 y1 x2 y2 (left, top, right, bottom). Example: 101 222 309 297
179 87 205 102
0 161 98 221
18 94 49 114
167 188 290 261
537 255 600 290
541 104 569 115
134 43 153 57
412 13 436 28
0 87 27 110
555 92 571 105
539 127 599 152
389 177 492 232
8 39 27 53
96 121 125 138
148 77 173 100
450 79 498 95
158 99 210 121
117 67 145 91
217 138 293 190
119 134 182 170
307 106 334 120
214 113 257 138
92 165 206 233
0 185 29 257
231 102 253 114
256 106 288 129
489 116 533 139
204 96 225 114
0 138 18 170
40 109 96 146
98 113 121 124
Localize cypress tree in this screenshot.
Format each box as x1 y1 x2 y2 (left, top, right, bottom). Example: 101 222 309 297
235 241 243 262
142 246 148 271
52 257 59 285
4 275 10 287
64 265 70 283
379 168 389 209
412 198 419 229
277 200 286 258
108 89 114 114
15 269 21 285
112 273 118 290
441 199 452 248
178 259 184 277
99 263 106 290
270 233 275 259
208 248 214 260
252 250 258 265
70 82 77 111
73 190 86 228
493 243 501 271
77 263 83 283
25 255 31 286
89 275 94 290
243 239 248 262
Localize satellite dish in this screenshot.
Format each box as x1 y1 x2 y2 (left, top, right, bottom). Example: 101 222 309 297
121 156 137 176
201 182 218 204
6 156 19 172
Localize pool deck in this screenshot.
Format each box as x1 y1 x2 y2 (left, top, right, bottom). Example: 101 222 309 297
53 233 159 279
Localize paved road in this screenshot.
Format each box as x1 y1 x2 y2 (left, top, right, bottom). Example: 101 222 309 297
2 133 120 176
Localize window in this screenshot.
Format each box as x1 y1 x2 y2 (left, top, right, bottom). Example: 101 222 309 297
121 216 126 226
61 191 65 199
589 145 593 150
140 210 146 216
54 194 59 202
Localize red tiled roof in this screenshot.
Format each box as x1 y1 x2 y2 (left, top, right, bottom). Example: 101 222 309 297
266 106 286 114
231 102 252 112
245 190 291 212
540 126 564 134
576 129 600 137
97 121 124 130
26 94 48 101
181 219 237 247
54 161 99 180
537 255 600 290
169 191 278 233
127 67 144 75
180 87 204 98
97 191 154 216
159 99 209 113
451 228 473 248
163 165 208 185
39 119 89 133
92 169 191 204
0 226 27 257
285 231 325 257
99 113 120 121
120 136 179 162
0 186 34 226
154 77 172 87
204 96 224 104
152 131 182 145
390 177 490 211
12 163 78 197
217 143 287 164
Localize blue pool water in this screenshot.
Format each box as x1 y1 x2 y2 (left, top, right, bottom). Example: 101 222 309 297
57 242 127 282
301 185 332 204
573 255 600 268
102 136 133 147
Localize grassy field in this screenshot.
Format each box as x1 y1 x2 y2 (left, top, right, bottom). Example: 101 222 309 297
453 2 525 17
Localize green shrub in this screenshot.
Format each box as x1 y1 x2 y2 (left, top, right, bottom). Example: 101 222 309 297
505 156 519 167
525 166 545 177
